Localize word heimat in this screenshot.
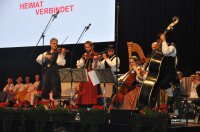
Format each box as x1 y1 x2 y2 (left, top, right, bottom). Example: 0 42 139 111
19 1 74 15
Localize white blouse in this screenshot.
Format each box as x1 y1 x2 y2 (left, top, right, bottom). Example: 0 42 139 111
189 81 200 98
36 51 66 66
97 55 120 72
162 41 177 57
118 66 143 83
76 58 97 69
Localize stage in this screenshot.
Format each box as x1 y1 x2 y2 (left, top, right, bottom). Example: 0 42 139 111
98 122 200 132
33 121 200 132
169 122 200 132
2 120 199 132
0 107 200 132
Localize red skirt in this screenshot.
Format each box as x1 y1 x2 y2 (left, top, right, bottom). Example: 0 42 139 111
77 76 97 105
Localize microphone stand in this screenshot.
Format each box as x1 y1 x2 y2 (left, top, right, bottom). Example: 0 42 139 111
31 12 58 82
76 24 91 44
71 24 91 67
114 2 120 108
68 24 91 106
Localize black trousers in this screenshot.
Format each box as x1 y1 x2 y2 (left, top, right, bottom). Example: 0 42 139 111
150 73 176 107
158 72 176 90
42 69 61 100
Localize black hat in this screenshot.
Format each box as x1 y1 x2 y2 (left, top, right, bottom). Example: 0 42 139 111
106 45 115 51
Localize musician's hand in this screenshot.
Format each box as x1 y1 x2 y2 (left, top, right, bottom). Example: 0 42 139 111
132 65 137 71
118 79 123 82
160 34 166 42
61 48 67 54
102 54 107 59
141 69 146 76
82 53 87 60
93 56 98 61
45 55 52 60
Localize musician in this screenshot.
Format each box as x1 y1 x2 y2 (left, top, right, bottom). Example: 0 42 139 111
143 41 159 70
97 44 120 99
191 74 196 83
176 71 187 95
151 41 158 51
155 34 177 113
72 86 79 106
97 45 120 73
36 38 66 106
76 41 99 107
189 71 200 99
177 71 184 80
109 56 142 111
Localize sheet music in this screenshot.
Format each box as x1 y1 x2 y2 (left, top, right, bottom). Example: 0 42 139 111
88 70 100 86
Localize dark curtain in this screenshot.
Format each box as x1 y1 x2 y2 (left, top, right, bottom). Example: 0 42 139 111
0 0 200 89
117 0 200 76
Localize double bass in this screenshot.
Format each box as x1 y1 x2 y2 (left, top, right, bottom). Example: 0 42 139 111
138 16 179 107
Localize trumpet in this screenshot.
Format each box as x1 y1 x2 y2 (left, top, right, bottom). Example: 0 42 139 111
98 51 107 60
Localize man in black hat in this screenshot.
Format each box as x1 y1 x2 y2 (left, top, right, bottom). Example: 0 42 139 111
97 45 120 99
97 45 120 74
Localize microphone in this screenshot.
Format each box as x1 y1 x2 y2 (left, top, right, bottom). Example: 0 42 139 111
53 11 59 20
85 23 91 31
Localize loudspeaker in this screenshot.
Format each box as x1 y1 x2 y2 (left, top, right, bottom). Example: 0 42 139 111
110 109 139 124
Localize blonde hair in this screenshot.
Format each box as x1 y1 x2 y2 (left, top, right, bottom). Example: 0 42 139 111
129 56 139 62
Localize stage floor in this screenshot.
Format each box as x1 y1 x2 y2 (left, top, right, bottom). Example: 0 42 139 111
169 121 200 132
98 122 200 132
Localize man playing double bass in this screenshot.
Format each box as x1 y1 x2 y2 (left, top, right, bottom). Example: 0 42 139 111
152 33 177 113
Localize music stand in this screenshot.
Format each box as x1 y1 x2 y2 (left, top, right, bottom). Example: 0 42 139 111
59 68 88 105
89 69 116 109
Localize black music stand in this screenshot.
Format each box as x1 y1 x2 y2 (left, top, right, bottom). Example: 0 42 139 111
89 69 116 109
59 68 88 105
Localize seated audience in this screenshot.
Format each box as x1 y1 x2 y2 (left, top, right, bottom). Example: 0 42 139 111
23 77 34 104
30 75 41 105
14 77 25 104
0 78 14 102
